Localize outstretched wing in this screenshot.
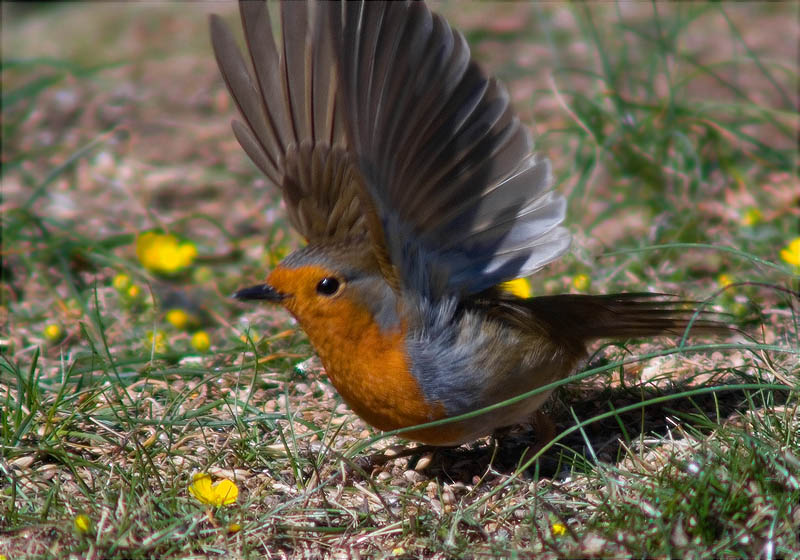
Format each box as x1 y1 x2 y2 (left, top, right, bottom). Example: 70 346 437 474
212 1 570 299
326 1 571 299
210 1 366 242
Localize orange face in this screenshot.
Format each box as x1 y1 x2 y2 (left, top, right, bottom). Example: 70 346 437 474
266 264 350 326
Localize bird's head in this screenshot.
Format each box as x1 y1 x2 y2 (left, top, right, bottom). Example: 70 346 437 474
233 241 400 337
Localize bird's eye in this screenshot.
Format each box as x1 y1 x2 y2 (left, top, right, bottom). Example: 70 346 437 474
316 277 341 296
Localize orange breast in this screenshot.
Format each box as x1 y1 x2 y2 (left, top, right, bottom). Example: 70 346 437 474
302 301 435 429
296 299 468 444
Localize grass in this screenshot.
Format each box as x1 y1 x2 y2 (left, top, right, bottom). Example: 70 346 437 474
2 1 799 558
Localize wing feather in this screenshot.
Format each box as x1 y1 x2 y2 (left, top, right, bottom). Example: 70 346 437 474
332 1 570 298
210 2 365 242
212 1 570 298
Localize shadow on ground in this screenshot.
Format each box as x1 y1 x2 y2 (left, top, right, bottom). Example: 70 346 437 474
358 376 777 484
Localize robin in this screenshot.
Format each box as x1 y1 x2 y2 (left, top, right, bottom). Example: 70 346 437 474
210 1 725 446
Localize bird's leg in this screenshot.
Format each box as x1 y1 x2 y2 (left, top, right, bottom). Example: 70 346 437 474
491 411 559 469
492 425 513 440
531 409 557 448
366 443 441 467
514 410 558 468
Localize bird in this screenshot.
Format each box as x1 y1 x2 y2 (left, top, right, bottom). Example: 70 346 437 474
209 1 725 446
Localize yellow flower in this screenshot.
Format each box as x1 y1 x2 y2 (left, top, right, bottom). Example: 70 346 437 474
740 207 762 226
228 523 242 534
189 473 238 506
240 329 261 344
191 331 211 353
43 323 64 342
779 237 800 270
74 513 91 534
136 231 197 276
146 330 167 354
572 273 590 292
499 277 532 299
717 273 734 288
551 522 567 536
126 284 142 301
166 309 200 331
112 273 131 292
391 547 406 557
166 309 190 330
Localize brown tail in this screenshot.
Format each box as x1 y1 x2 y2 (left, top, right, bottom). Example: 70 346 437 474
521 292 732 342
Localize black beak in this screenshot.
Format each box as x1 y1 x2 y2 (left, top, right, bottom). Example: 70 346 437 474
232 283 287 302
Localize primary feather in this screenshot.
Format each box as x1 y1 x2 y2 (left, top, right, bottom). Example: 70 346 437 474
210 2 365 243
211 0 571 300
327 1 571 299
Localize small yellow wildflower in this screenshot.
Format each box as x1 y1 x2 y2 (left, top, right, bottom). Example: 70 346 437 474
500 277 532 299
572 273 590 292
43 323 64 342
112 273 131 292
74 513 91 534
191 331 211 353
189 473 238 506
740 207 762 227
717 273 734 288
551 522 567 536
0 553 7 560
240 330 261 344
228 523 242 534
166 309 200 331
391 547 406 557
146 330 167 354
126 284 142 301
166 309 190 330
779 237 800 271
136 231 197 276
